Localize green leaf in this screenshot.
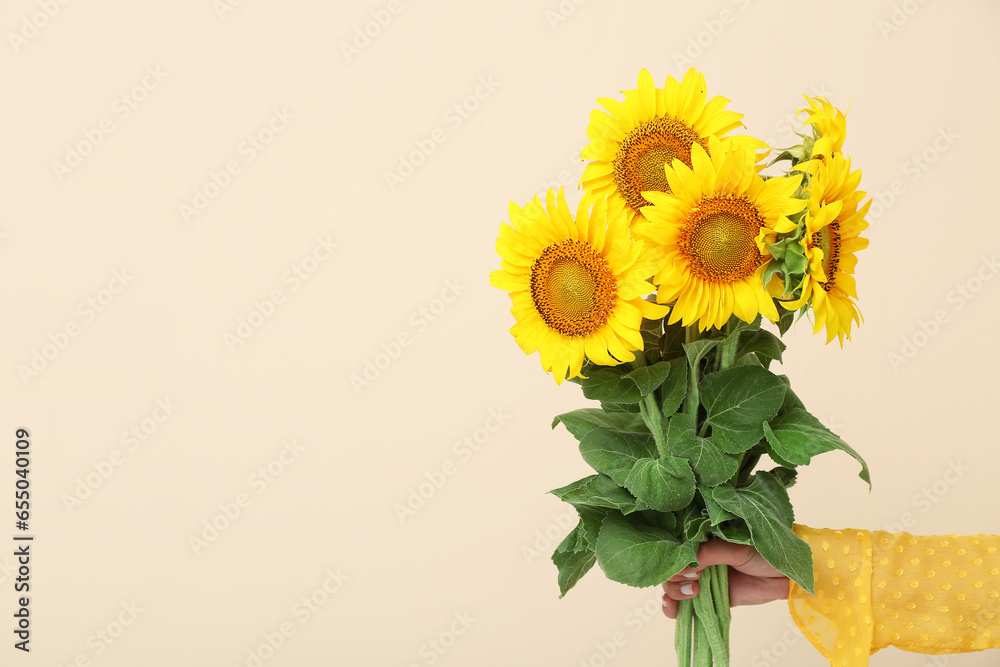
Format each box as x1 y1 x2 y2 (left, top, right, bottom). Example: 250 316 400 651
768 466 798 489
659 358 689 418
763 408 871 488
776 306 795 336
623 361 673 397
713 520 752 544
666 414 738 487
776 375 806 413
554 523 586 555
601 402 641 414
553 549 596 598
638 509 680 535
549 474 648 515
700 366 787 428
578 428 658 487
594 513 698 588
683 339 720 376
640 317 662 353
622 457 696 512
552 526 596 598
737 330 786 369
575 505 608 547
710 472 814 593
762 443 797 469
700 366 786 454
580 367 644 404
552 409 646 442
698 487 736 526
661 321 686 360
681 505 711 545
709 426 764 455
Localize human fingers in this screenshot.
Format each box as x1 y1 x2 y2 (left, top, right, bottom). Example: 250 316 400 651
661 593 678 619
662 568 702 586
662 579 700 603
693 540 781 578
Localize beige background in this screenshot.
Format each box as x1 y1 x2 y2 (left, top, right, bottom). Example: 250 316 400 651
2 0 998 664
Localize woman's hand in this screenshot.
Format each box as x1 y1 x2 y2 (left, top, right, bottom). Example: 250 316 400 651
661 539 791 619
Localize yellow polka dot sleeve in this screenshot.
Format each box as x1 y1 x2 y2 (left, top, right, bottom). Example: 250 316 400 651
788 525 1000 666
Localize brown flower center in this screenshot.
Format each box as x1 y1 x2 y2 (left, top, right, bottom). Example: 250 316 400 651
811 221 841 291
680 195 765 282
612 115 707 214
530 240 617 337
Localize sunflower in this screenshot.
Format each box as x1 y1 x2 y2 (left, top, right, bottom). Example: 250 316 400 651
633 136 806 332
580 68 765 228
783 153 870 345
490 189 668 384
799 96 848 162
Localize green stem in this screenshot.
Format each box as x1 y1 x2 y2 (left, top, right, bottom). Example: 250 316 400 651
717 321 744 485
675 597 693 667
714 565 732 657
692 613 713 667
639 397 668 456
719 326 737 371
692 566 730 666
683 327 700 421
632 349 669 455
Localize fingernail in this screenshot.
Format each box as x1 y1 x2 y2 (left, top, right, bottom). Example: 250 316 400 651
683 572 699 579
680 583 694 596
662 597 669 607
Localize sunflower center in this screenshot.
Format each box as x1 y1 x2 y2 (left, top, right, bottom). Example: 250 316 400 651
680 195 764 282
529 240 617 337
612 115 707 213
811 221 842 291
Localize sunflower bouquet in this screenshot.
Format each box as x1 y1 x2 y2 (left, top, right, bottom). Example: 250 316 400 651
490 69 872 666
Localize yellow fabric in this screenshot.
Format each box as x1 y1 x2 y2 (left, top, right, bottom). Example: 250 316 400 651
788 525 1000 666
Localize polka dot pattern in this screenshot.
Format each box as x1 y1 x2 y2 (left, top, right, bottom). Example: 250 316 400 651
789 526 1000 666
788 525 874 666
870 530 1000 654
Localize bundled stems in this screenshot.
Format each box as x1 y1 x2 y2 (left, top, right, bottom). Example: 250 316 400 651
693 615 712 667
675 598 693 667
640 321 738 666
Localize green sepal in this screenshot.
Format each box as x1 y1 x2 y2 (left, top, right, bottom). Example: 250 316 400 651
766 143 811 168
763 236 809 296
